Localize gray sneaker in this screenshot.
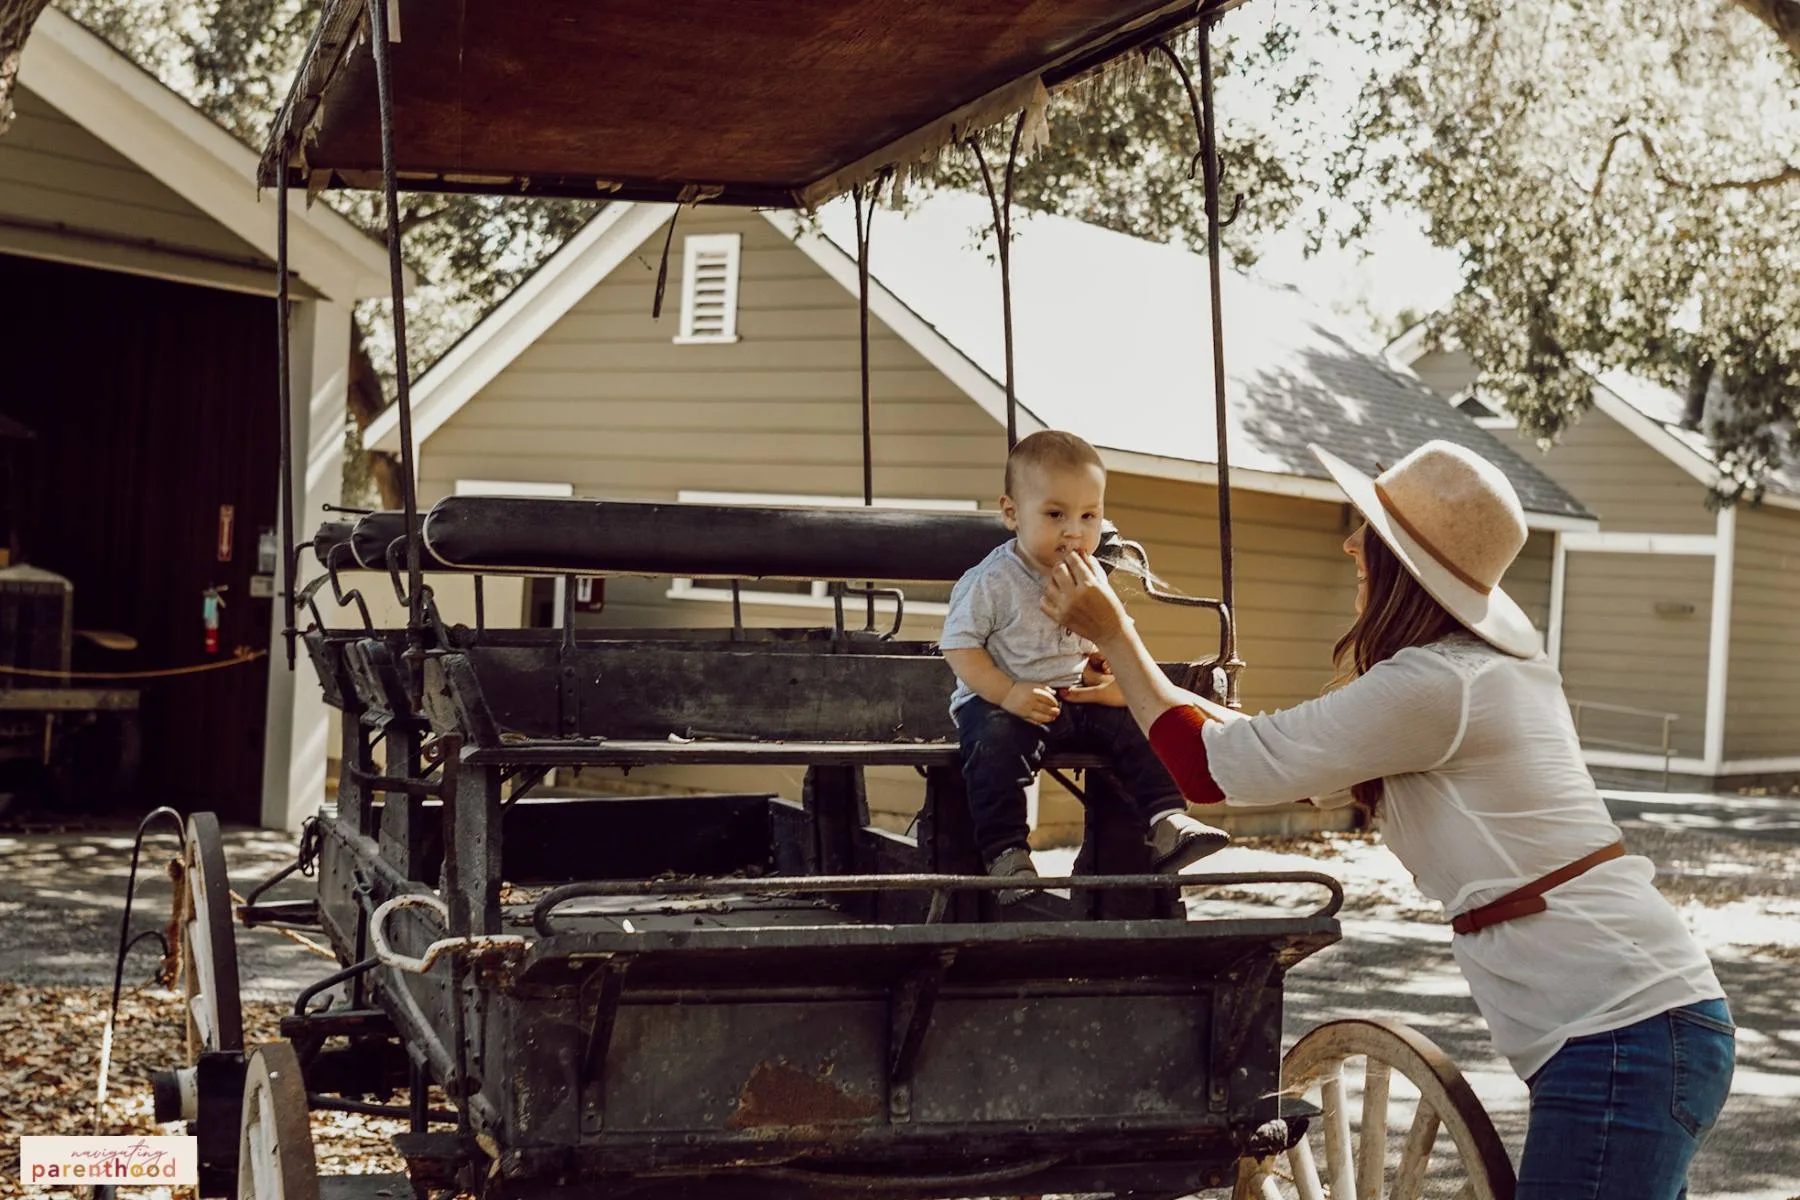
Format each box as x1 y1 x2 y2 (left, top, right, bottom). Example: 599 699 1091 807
986 846 1039 906
1151 811 1231 872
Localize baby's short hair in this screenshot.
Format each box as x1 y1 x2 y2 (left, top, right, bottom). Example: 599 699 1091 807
1004 430 1105 496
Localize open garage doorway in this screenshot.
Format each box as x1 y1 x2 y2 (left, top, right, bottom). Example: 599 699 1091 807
0 253 277 824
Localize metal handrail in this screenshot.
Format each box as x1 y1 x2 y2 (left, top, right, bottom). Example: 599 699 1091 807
532 870 1345 936
1569 698 1679 791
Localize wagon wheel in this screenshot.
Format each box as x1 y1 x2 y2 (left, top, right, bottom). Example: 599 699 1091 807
1234 1018 1515 1200
178 812 244 1062
238 1042 319 1200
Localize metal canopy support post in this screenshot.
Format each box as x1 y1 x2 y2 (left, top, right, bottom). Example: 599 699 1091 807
853 184 878 628
970 111 1029 451
366 0 424 645
1196 24 1242 706
275 172 297 668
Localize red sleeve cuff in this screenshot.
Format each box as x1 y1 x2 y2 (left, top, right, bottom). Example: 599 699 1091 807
1148 706 1226 805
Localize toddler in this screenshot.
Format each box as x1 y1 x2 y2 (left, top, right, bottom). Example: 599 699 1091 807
940 430 1229 901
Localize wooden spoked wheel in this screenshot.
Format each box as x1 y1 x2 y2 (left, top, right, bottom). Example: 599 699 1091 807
179 812 244 1063
238 1042 319 1200
1234 1018 1515 1200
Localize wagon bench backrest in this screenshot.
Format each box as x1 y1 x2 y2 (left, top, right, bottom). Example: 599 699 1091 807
321 497 1030 582
304 497 1202 743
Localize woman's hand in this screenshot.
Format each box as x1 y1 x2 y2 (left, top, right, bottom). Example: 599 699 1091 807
1041 550 1131 644
1061 677 1126 706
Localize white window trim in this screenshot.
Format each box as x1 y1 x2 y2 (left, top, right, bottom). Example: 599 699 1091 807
665 490 979 615
454 479 577 498
1559 531 1718 555
1702 504 1735 771
672 232 742 345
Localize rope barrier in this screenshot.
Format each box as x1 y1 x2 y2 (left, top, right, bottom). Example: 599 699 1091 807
0 648 268 681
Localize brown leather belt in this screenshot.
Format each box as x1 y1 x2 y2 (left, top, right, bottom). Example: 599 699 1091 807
1450 840 1626 936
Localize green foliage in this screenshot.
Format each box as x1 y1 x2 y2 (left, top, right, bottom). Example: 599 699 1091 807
1352 0 1800 502
918 37 1304 264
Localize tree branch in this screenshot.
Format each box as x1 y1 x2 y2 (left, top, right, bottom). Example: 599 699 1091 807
1593 127 1800 197
1732 0 1800 68
0 0 53 136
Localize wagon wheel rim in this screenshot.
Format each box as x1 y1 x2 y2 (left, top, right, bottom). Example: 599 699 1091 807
238 1042 318 1200
1235 1018 1516 1200
181 812 244 1062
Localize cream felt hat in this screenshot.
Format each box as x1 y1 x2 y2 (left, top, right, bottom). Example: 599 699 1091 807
1310 440 1543 658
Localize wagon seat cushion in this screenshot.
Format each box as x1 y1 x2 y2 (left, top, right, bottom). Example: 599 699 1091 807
347 510 425 571
421 495 1020 583
310 519 357 567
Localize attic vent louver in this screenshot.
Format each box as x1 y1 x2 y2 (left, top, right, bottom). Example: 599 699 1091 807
675 233 742 344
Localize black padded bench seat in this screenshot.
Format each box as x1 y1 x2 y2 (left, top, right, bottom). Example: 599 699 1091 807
462 739 1109 769
315 497 1017 581
425 496 1012 581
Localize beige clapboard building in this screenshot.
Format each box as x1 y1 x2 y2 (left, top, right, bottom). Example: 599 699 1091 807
359 193 1591 837
1394 327 1800 789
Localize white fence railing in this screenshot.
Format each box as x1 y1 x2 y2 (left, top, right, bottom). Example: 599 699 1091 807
1569 699 1680 791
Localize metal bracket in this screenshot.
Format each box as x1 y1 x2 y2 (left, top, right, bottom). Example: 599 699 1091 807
559 577 580 735
348 733 459 800
580 959 630 1132
1208 955 1277 1113
829 581 906 639
888 949 956 1120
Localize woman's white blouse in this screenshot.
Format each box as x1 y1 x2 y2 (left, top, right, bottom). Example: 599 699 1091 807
1201 634 1723 1080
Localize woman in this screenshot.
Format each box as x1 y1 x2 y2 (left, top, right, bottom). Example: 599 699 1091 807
1042 439 1734 1200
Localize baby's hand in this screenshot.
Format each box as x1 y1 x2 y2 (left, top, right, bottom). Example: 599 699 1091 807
1003 681 1062 726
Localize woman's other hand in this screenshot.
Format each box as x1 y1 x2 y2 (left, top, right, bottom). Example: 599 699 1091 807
1042 549 1131 643
1061 677 1126 706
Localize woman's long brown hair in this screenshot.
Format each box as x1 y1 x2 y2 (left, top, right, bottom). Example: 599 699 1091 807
1332 526 1466 811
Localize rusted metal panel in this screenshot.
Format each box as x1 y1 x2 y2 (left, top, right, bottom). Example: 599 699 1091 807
908 991 1214 1125
598 1001 887 1134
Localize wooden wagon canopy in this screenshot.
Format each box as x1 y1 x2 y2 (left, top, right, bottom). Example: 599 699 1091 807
260 0 1241 207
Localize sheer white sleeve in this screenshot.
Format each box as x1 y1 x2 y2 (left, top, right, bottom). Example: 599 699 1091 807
1200 646 1471 807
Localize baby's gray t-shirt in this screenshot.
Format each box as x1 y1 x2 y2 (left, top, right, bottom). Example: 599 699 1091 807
940 540 1096 713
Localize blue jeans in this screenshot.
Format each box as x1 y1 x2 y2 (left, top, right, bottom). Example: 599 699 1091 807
953 695 1184 862
1519 998 1735 1200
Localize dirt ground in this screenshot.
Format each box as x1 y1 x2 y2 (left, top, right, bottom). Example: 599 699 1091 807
0 795 1796 1198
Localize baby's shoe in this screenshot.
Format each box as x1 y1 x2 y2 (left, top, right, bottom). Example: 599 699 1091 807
986 846 1039 906
1151 810 1230 872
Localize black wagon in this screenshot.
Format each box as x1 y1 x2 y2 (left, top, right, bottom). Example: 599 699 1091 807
145 4 1519 1199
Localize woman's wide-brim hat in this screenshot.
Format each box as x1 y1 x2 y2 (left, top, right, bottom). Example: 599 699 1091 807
1311 440 1543 658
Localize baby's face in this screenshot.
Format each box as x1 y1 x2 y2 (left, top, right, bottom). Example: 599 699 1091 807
1002 462 1106 574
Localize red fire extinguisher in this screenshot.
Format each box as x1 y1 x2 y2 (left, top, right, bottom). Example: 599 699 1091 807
202 585 227 655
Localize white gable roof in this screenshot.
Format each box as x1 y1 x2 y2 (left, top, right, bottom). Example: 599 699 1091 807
811 193 1586 523
370 193 1591 528
1590 371 1800 511
1389 321 1800 513
19 8 393 302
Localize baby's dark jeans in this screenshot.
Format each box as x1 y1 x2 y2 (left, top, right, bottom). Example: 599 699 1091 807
953 695 1186 863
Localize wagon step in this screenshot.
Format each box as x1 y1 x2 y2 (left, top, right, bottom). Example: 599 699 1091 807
318 1171 412 1200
